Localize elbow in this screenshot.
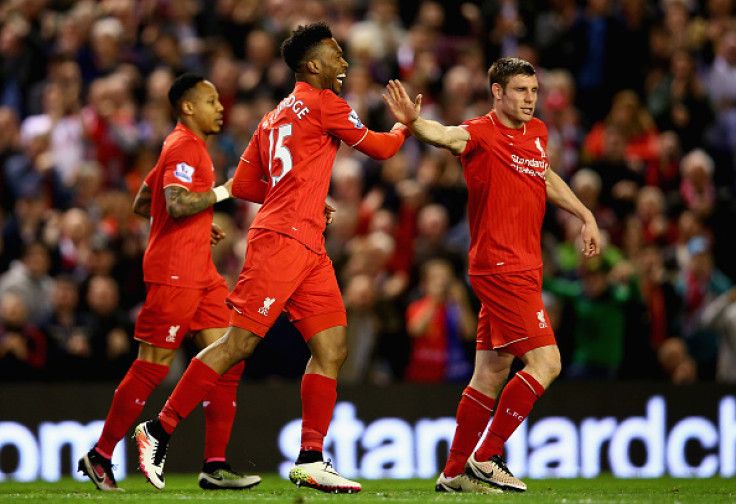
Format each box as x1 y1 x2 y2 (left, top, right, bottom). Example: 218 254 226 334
231 176 246 200
132 201 150 219
231 187 249 201
232 180 267 204
166 204 184 219
231 185 245 200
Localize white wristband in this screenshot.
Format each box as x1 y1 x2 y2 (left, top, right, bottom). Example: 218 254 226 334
213 185 230 203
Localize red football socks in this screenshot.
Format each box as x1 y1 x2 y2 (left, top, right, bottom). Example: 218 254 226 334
96 359 169 456
159 358 221 434
300 373 337 453
203 361 244 460
476 371 545 461
443 386 496 477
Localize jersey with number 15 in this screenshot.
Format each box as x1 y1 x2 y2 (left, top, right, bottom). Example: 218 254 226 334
240 82 370 254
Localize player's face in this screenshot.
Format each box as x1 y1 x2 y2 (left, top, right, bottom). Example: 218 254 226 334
189 80 224 136
493 74 538 128
317 38 349 94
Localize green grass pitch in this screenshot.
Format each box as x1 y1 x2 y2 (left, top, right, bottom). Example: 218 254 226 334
1 474 734 503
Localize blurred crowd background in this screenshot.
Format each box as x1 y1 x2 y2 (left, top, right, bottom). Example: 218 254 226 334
1 0 736 386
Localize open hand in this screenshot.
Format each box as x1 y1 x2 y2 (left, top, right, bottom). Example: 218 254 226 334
382 80 422 126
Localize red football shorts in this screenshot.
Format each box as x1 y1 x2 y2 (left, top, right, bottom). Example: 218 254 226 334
470 267 556 358
134 278 230 349
227 229 346 340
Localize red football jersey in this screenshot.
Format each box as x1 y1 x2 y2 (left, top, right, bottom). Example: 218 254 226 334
460 110 549 275
240 82 369 253
142 123 219 288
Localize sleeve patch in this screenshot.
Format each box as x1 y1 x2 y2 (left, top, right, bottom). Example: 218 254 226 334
173 162 194 183
348 109 364 129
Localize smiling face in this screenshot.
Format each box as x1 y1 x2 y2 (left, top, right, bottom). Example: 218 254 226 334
186 80 224 137
314 38 348 94
492 73 538 128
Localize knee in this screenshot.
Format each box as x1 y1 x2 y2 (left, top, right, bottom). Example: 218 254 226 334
223 332 259 361
318 341 348 369
519 343 562 385
331 342 349 367
473 365 500 385
528 354 561 386
470 365 508 396
546 358 562 382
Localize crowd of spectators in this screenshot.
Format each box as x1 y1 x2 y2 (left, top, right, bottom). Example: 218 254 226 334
1 0 736 385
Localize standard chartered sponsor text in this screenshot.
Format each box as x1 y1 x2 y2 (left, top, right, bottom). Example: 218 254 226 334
1 395 734 481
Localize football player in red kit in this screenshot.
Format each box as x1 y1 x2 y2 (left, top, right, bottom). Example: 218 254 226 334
134 22 410 493
78 74 259 491
384 58 602 493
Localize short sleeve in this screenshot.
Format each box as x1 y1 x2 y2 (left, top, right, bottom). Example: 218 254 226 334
144 165 156 186
320 91 368 146
459 118 485 158
162 139 201 190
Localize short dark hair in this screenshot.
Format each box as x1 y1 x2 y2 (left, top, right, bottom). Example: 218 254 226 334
22 240 49 259
488 58 536 90
280 22 333 73
168 73 205 112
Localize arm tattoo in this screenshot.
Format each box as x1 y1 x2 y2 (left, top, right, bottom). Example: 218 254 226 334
133 183 153 218
165 185 216 218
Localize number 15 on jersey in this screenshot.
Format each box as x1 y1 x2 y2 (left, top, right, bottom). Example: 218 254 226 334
268 124 293 186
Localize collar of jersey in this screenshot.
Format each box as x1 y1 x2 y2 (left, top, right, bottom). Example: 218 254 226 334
294 81 317 93
175 123 207 147
488 110 527 136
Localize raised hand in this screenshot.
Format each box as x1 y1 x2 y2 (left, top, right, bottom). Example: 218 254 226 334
382 80 422 126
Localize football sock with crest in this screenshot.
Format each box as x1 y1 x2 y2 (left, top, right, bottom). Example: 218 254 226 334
476 371 544 461
159 358 221 434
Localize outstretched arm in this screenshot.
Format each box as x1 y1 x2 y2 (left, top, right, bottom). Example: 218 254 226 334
546 169 602 258
383 79 470 156
351 125 409 160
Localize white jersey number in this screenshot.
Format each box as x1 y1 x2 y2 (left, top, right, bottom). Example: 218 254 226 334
268 124 293 186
